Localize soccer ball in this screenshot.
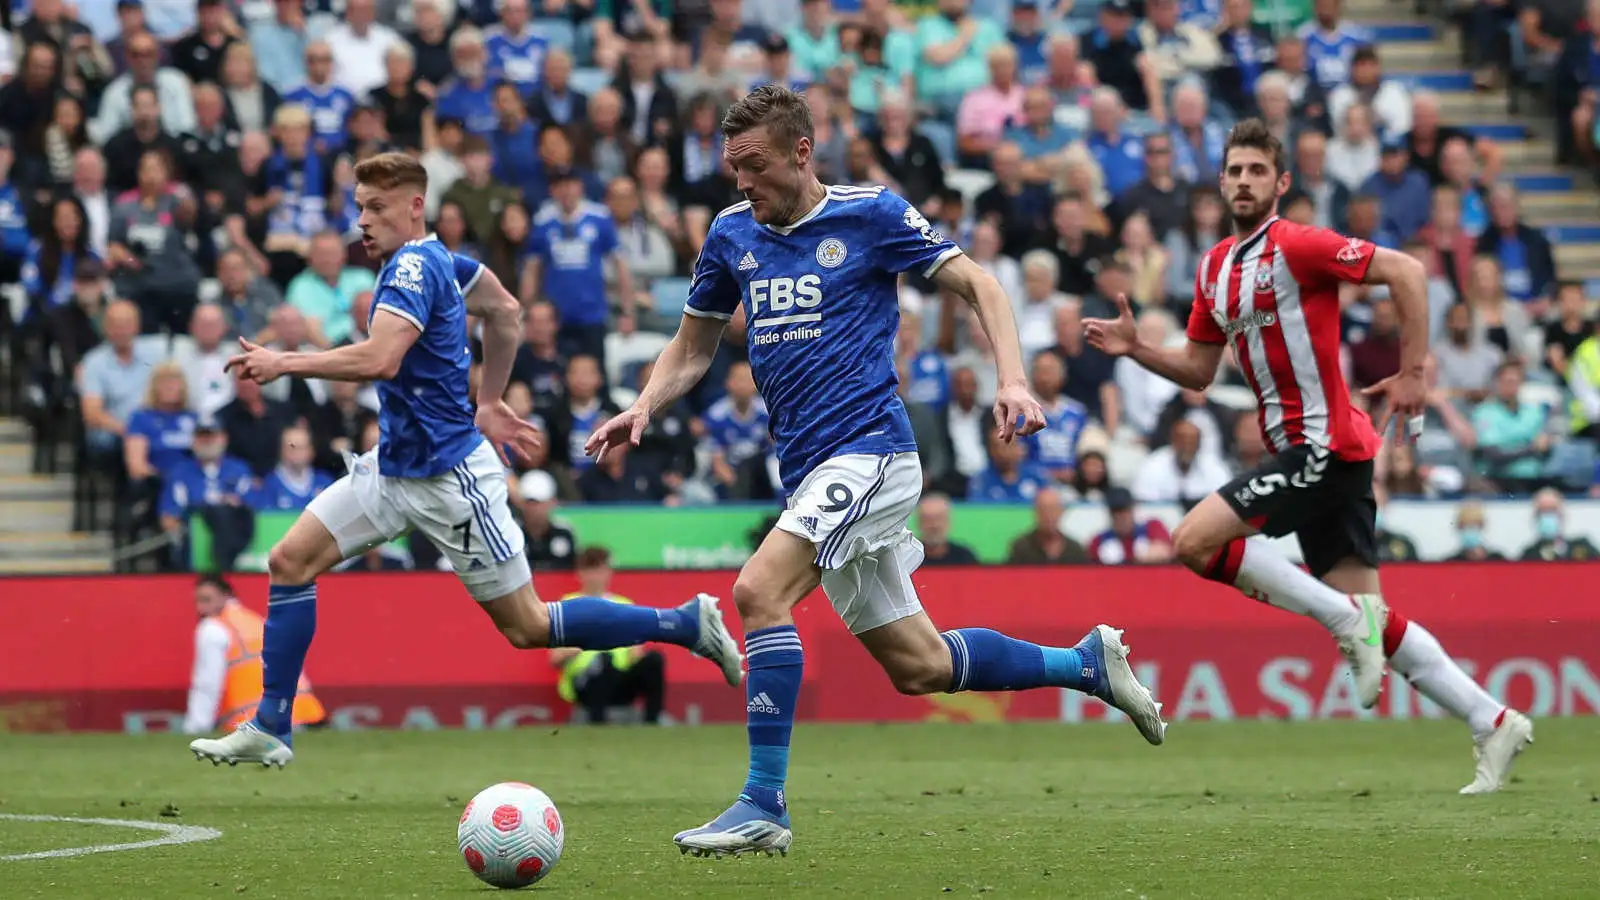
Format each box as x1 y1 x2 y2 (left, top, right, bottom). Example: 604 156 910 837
457 782 565 889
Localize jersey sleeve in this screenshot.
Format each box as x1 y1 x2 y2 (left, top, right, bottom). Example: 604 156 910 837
371 249 434 333
683 224 739 321
1274 221 1376 288
875 192 963 278
450 252 485 295
1185 254 1226 345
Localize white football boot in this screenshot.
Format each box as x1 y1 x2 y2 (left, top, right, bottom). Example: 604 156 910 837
1460 710 1534 795
190 720 295 769
684 593 744 687
1336 594 1389 709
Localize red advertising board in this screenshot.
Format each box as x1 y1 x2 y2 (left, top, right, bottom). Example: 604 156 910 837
1 564 1597 733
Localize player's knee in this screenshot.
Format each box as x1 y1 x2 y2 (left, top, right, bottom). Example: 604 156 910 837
730 576 787 628
497 621 550 650
1170 520 1218 573
267 543 319 586
886 656 952 696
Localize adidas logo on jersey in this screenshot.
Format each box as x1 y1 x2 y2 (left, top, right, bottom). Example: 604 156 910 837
737 251 759 271
796 515 818 534
469 559 486 571
747 692 781 715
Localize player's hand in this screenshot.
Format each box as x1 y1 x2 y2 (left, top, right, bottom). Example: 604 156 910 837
1083 293 1139 357
585 405 650 463
1362 369 1427 443
223 337 286 385
476 400 543 467
994 380 1046 442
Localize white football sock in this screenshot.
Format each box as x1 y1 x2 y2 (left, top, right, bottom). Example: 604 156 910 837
1233 541 1361 635
1389 619 1504 738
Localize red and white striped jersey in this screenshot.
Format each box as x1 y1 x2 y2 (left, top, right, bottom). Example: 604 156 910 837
1185 216 1383 462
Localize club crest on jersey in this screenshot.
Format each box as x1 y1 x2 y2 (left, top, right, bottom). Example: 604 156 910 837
816 238 847 269
1253 266 1274 292
1336 238 1366 265
903 207 943 244
390 252 424 293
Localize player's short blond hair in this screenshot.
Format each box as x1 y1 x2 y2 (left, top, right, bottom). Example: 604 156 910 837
355 152 429 193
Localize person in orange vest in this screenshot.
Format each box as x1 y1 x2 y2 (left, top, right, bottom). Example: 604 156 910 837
183 575 328 735
550 547 668 724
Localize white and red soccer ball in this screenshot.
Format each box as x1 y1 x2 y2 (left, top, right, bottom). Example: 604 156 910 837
457 782 564 889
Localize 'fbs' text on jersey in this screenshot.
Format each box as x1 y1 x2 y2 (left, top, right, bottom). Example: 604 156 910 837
684 185 963 489
370 238 485 478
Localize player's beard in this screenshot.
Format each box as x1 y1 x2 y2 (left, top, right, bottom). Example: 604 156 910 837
1230 192 1276 235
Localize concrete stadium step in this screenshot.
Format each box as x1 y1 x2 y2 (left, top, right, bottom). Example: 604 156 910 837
0 556 110 574
0 531 111 560
1554 243 1600 273
3 499 75 534
0 418 31 444
0 441 31 477
0 473 73 502
1520 192 1600 218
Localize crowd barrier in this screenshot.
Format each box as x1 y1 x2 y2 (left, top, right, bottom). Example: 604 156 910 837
1 564 1597 733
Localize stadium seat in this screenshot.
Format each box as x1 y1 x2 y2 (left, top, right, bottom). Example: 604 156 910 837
570 67 611 98
651 277 693 319
603 330 670 389
529 18 576 54
945 169 996 207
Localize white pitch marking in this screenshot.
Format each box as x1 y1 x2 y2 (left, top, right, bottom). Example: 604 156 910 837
0 814 222 861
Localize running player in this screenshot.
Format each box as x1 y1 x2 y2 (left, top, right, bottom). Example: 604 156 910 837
1084 119 1532 794
585 86 1167 859
189 153 742 769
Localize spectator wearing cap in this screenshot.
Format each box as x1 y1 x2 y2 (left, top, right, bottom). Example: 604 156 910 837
1327 45 1411 143
955 44 1024 167
787 0 841 82
434 26 499 138
913 0 1005 117
249 424 334 512
1140 0 1223 90
249 0 312 93
22 195 99 319
159 415 256 572
515 469 578 571
526 175 634 368
1086 0 1156 114
92 30 196 145
325 0 402 97
1212 0 1275 115
0 43 59 155
79 300 162 458
1360 134 1431 245
1006 486 1090 564
1088 488 1175 565
528 50 588 130
756 33 811 94
170 0 239 88
282 41 357 156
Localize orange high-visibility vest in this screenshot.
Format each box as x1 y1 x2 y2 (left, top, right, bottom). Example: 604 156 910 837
214 603 327 731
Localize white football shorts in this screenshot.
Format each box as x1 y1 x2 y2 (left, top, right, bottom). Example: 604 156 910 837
775 452 926 634
306 440 530 600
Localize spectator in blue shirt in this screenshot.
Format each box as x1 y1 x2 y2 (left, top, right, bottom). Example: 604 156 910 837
124 361 198 486
0 134 31 273
1299 0 1372 91
969 430 1054 502
484 0 549 96
158 418 256 570
1007 0 1051 84
249 425 334 512
282 41 355 156
1026 352 1090 484
434 27 499 138
525 169 637 370
1086 87 1146 199
21 196 99 319
490 82 541 198
1360 136 1432 244
1004 86 1080 164
704 361 776 499
527 49 589 129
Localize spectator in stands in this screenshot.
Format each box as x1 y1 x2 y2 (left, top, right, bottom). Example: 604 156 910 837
1231 413 1267 474
103 85 185 196
307 379 374 475
260 105 328 269
1045 191 1113 298
107 0 162 77
109 150 206 335
444 136 520 252
1130 418 1231 509
1088 487 1174 565
157 415 254 569
1050 298 1121 428
1329 45 1410 142
433 27 497 140
1154 387 1235 459
1434 303 1502 402
326 0 400 97
1085 87 1144 200
1343 192 1395 248
1472 360 1552 493
124 360 197 491
578 436 671 504
912 0 1003 116
172 304 235 418
1419 186 1478 304
283 41 356 156
1213 0 1275 115
1372 481 1419 562
1445 499 1503 561
1326 101 1381 193
1026 351 1089 485
220 42 279 137
47 258 111 377
22 195 97 319
79 300 161 460
433 200 478 259
1288 131 1347 232
552 354 621 475
1254 71 1301 157
917 492 979 566
607 176 676 290
181 84 243 194
40 94 91 190
170 0 237 88
213 248 281 341
1438 136 1489 239
869 89 945 208
1168 82 1223 186
1141 0 1222 89
1476 184 1555 316
1115 309 1182 440
1348 296 1402 389
367 43 426 153
1545 282 1593 379
1361 136 1431 245
617 31 678 147
631 359 700 492
1015 250 1069 364
0 43 59 157
551 546 670 725
526 169 635 366
249 425 333 512
93 31 195 144
704 361 775 500
1164 188 1226 302
216 370 298 478
511 301 567 415
955 44 1024 167
1466 255 1537 362
1115 131 1189 241
250 0 310 92
1407 91 1501 187
671 93 736 213
1519 488 1597 560
970 428 1052 502
897 307 948 410
285 230 374 346
974 143 1052 261
941 366 988 496
1006 486 1089 563
1115 212 1170 309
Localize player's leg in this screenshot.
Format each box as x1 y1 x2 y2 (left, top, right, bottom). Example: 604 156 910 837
431 444 742 681
674 524 817 858
1170 447 1385 705
190 471 388 767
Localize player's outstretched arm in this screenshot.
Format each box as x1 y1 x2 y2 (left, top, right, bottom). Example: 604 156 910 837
1084 293 1223 391
932 253 1046 440
227 310 420 383
1358 248 1430 436
462 264 523 406
584 313 725 460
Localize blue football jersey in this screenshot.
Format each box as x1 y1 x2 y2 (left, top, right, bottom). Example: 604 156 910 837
484 26 549 94
703 396 772 467
1027 396 1089 471
370 237 483 478
1298 23 1371 91
684 185 962 489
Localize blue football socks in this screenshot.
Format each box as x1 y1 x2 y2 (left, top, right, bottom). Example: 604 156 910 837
940 628 1097 693
256 582 318 739
547 597 698 649
739 626 804 818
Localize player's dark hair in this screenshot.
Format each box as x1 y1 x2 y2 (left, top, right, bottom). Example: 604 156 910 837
577 546 612 569
355 151 429 192
721 84 814 152
1222 118 1287 177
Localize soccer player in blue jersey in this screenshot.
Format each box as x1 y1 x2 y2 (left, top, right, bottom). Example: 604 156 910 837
189 153 743 769
586 86 1168 858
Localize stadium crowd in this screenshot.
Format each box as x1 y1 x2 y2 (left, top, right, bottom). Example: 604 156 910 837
0 0 1596 572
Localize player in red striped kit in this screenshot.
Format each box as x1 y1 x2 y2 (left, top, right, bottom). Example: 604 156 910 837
1085 119 1532 794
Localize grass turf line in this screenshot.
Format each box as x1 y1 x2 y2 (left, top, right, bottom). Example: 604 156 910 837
0 720 1596 899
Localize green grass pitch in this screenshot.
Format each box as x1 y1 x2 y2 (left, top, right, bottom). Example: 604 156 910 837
1 720 1597 898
